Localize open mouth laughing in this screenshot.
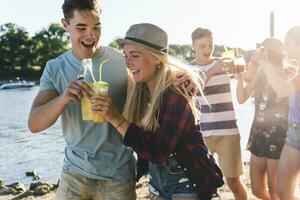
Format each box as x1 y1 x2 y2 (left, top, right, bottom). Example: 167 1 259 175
130 69 140 75
81 41 96 48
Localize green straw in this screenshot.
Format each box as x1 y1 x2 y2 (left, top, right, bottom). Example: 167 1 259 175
99 59 109 82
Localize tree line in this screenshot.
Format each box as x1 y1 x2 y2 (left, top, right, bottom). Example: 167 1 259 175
0 23 69 81
0 23 246 81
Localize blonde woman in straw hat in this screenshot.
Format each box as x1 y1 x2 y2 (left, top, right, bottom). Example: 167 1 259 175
90 23 224 200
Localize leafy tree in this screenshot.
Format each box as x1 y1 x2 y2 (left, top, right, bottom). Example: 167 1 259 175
0 23 70 80
32 23 70 70
0 23 33 78
108 41 121 50
169 44 194 61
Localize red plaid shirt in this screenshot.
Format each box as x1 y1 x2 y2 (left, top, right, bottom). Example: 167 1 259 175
124 87 224 200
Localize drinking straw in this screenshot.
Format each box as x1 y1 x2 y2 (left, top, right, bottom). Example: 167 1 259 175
99 59 109 82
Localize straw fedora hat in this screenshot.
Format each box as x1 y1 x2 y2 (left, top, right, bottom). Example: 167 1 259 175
116 23 168 54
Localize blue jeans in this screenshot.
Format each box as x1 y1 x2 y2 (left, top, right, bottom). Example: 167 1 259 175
56 167 136 200
286 123 300 151
148 156 198 200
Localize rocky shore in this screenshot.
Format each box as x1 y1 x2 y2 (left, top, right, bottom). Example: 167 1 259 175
0 164 269 200
0 170 58 200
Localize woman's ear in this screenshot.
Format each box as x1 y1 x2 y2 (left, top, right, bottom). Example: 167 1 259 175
154 57 161 66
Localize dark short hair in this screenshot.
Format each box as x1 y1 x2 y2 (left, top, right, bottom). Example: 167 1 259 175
191 28 212 43
62 0 102 22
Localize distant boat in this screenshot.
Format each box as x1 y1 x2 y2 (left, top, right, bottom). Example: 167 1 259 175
0 81 35 90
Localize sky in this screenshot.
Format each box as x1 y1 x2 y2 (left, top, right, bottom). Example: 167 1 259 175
1 0 300 50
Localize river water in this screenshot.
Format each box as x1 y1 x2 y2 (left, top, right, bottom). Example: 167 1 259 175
0 82 254 186
0 86 64 186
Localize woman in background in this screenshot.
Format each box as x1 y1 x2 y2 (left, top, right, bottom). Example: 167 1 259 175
236 38 289 200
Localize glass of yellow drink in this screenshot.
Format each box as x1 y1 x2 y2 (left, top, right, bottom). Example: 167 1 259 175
91 81 109 123
81 82 109 122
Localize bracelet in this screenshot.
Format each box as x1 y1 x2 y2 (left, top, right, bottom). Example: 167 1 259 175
115 118 126 129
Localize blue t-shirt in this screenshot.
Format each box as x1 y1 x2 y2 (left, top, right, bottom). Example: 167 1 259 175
289 91 300 124
39 47 135 180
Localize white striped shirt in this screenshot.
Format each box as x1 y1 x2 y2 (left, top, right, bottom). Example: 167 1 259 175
192 60 239 137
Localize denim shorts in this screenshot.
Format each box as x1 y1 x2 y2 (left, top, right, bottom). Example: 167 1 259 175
56 167 136 200
286 123 300 151
148 155 198 200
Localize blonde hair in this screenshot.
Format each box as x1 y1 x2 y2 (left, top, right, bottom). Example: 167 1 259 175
123 49 205 132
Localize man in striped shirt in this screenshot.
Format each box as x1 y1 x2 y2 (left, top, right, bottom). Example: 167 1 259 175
191 27 248 200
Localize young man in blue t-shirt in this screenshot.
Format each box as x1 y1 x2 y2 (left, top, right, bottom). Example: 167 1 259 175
28 0 136 199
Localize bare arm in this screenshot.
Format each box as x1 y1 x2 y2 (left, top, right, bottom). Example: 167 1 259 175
236 74 255 104
236 55 259 103
243 60 259 82
261 61 298 97
28 79 93 133
203 60 224 85
28 90 67 133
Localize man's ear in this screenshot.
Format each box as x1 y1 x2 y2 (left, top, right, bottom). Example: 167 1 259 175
61 18 68 30
191 43 196 51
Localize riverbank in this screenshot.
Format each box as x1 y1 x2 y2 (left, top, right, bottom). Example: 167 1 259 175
1 164 261 200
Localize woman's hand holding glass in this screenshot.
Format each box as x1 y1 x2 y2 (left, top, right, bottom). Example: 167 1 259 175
90 95 124 128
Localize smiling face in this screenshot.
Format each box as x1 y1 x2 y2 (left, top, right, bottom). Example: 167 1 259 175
123 44 160 88
192 36 214 65
62 9 102 59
